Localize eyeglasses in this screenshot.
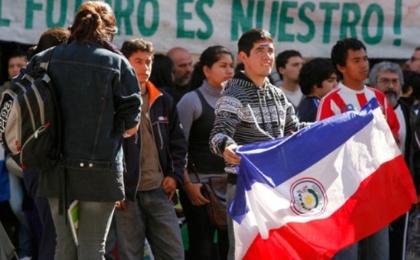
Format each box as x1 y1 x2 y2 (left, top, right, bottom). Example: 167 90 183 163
410 56 420 62
377 78 399 86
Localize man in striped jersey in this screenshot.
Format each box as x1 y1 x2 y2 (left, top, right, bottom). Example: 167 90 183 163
316 38 400 260
209 28 309 260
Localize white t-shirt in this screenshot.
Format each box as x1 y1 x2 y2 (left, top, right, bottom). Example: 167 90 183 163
280 87 303 108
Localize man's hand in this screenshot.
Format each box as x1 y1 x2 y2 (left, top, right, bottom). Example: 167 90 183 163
162 176 177 200
184 182 209 206
223 144 241 165
115 200 127 210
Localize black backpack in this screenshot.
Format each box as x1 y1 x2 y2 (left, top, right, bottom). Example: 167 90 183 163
0 49 61 171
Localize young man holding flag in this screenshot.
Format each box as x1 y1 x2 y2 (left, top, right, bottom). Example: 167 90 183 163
209 28 309 260
210 33 416 259
316 38 400 260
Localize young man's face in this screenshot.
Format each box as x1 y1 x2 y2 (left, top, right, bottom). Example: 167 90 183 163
241 40 275 78
128 50 153 85
8 56 26 79
314 73 338 99
338 49 369 83
278 56 304 82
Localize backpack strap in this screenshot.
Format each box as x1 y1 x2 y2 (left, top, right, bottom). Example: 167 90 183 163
37 48 68 216
39 47 55 72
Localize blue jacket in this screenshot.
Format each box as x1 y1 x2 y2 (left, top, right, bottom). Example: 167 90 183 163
123 81 187 201
26 42 141 173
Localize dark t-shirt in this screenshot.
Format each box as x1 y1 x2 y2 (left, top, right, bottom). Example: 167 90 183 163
296 96 320 123
161 84 190 104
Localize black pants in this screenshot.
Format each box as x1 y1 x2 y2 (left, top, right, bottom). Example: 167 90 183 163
179 189 229 260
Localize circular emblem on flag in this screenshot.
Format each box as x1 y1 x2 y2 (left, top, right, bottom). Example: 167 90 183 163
290 178 327 216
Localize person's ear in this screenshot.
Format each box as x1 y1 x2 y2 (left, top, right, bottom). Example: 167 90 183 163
278 67 285 76
238 51 248 64
336 64 346 75
203 65 211 78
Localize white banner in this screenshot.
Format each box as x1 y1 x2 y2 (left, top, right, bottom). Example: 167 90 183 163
0 0 419 58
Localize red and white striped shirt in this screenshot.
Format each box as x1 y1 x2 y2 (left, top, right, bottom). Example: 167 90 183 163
316 82 399 137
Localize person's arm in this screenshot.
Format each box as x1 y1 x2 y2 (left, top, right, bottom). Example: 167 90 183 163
209 96 242 165
166 96 188 187
123 125 139 138
113 62 141 136
177 92 201 140
177 90 212 204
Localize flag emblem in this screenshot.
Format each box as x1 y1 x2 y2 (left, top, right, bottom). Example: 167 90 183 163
291 178 327 216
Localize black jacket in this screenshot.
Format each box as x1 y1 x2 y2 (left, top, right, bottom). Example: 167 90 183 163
123 81 187 201
412 104 420 194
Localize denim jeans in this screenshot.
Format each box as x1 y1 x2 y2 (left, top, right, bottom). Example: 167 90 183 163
49 198 115 260
8 172 33 258
226 183 236 260
359 226 389 260
179 189 228 260
389 212 409 260
109 186 184 260
23 170 56 260
333 243 358 260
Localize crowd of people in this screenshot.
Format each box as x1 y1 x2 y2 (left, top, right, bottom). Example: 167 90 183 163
0 1 420 260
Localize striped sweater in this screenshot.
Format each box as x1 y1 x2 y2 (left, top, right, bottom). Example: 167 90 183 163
209 71 309 173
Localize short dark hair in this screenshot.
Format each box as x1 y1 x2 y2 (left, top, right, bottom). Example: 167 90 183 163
121 38 154 59
299 58 336 95
275 50 302 80
237 28 273 56
7 51 27 63
331 38 366 78
402 70 420 99
149 54 173 89
28 27 70 60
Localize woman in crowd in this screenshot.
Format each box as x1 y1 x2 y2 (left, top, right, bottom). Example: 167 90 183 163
0 52 33 260
177 45 234 260
24 1 141 259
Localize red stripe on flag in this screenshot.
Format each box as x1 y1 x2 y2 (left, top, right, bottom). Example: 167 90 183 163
242 156 417 260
